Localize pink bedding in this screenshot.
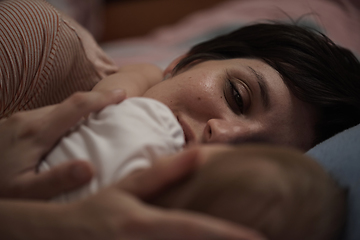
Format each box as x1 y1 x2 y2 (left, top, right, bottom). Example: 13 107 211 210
102 0 360 69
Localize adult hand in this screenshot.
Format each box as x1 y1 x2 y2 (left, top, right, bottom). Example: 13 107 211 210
0 89 126 200
71 148 266 240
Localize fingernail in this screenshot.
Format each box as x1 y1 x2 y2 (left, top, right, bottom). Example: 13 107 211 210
71 164 91 181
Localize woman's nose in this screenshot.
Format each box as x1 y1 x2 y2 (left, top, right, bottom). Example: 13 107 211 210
202 119 244 143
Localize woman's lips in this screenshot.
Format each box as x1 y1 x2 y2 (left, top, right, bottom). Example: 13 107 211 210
177 116 195 145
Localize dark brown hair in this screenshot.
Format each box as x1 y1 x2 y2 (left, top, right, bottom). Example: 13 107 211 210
174 23 360 145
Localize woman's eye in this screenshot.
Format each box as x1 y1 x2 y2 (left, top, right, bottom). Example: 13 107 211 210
232 82 244 112
225 80 244 115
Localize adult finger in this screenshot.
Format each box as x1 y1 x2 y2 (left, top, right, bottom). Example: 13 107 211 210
8 161 93 200
118 147 200 200
37 89 126 150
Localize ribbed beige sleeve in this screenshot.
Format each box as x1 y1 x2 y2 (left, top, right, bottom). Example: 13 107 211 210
0 0 115 118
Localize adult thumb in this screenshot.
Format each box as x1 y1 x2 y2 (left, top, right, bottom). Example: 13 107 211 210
117 148 200 200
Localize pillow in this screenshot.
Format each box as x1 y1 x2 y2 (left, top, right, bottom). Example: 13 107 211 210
307 124 360 240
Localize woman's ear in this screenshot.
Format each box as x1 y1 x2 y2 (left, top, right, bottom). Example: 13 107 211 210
163 54 187 79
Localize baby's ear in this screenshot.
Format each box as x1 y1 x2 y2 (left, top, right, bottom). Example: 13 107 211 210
163 54 187 79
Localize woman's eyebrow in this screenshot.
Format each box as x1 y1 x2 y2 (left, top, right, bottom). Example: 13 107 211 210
247 66 270 109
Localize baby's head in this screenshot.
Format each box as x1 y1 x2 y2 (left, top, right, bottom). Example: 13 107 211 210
152 144 346 240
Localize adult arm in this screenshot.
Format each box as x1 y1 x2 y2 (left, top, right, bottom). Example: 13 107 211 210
0 89 126 199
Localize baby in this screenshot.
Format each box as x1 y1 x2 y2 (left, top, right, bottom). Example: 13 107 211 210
151 144 347 240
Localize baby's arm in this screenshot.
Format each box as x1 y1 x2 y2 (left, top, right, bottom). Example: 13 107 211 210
92 63 163 97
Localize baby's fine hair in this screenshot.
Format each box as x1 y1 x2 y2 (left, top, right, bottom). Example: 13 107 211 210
174 23 360 146
153 145 347 240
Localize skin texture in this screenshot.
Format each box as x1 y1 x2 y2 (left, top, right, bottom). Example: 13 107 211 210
144 58 317 150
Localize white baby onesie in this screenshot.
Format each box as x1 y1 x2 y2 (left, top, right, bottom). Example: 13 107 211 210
40 97 185 202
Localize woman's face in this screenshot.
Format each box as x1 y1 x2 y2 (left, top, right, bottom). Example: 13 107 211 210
143 58 316 150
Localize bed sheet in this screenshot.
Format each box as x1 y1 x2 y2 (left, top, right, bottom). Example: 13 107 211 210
102 0 360 69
